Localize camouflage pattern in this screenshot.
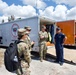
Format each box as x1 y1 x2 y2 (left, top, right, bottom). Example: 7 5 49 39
24 35 32 66
24 36 32 52
39 31 48 61
24 26 31 30
17 39 31 75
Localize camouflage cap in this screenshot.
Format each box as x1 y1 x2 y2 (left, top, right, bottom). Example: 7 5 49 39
18 28 28 36
24 26 31 30
41 25 46 29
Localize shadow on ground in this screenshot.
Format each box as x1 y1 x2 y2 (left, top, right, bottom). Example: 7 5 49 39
64 45 76 49
31 51 76 66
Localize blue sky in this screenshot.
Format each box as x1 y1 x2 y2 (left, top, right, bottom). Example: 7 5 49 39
0 0 76 23
2 0 70 9
2 0 22 6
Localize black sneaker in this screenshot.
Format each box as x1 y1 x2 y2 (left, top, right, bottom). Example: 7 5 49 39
54 60 59 63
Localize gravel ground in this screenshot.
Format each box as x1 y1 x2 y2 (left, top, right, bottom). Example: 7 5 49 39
0 47 76 75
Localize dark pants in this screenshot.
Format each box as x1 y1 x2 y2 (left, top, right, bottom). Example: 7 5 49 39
55 44 64 63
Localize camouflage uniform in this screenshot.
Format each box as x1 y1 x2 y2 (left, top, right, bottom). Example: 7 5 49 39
39 26 48 61
24 26 32 52
24 26 32 66
17 29 31 75
24 36 32 66
24 36 31 52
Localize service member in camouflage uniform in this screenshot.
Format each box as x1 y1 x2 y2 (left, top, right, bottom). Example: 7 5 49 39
17 28 31 75
39 25 48 62
24 26 32 52
24 26 35 67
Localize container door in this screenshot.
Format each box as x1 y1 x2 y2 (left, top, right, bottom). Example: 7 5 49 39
0 30 2 44
75 22 76 44
46 24 55 43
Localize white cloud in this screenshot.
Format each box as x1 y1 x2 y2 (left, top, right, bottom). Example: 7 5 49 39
0 3 37 23
66 6 76 20
39 5 67 21
0 0 8 12
21 0 47 9
0 0 76 23
67 7 76 16
53 5 67 21
39 4 76 21
36 0 47 9
39 6 54 19
3 4 36 17
22 0 36 6
52 0 76 6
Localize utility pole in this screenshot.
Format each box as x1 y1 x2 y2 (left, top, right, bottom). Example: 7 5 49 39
35 0 39 15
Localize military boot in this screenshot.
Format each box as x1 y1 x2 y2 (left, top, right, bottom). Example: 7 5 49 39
43 55 47 60
40 58 43 62
27 63 30 68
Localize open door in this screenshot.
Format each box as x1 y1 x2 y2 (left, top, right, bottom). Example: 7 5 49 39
0 30 3 44
40 17 56 46
46 24 54 43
